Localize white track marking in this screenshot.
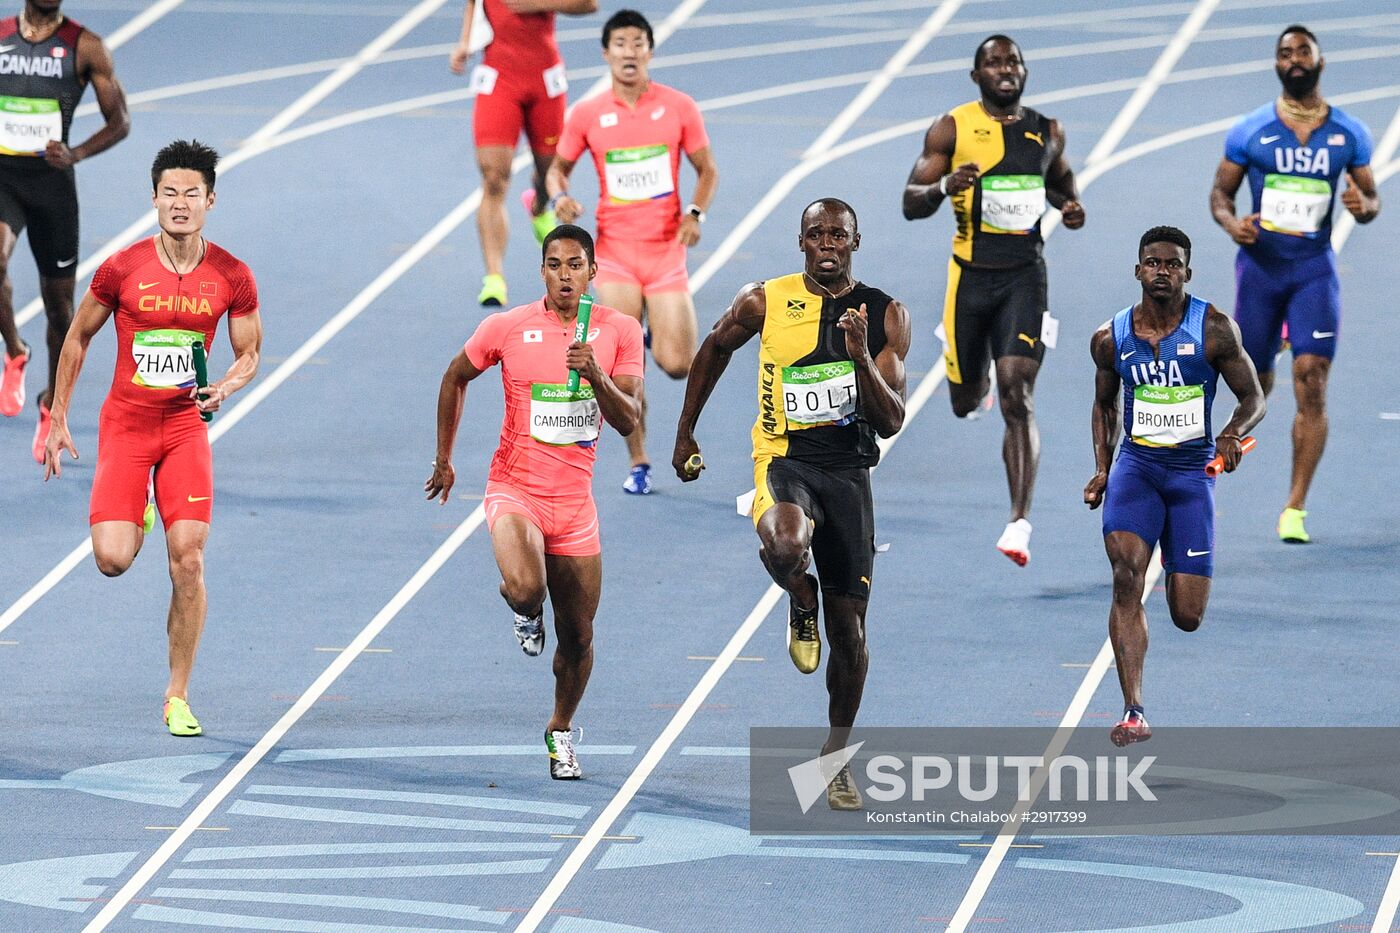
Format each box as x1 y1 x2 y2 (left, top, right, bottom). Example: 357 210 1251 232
1374 852 1400 933
70 4 710 927
79 507 488 932
104 0 186 49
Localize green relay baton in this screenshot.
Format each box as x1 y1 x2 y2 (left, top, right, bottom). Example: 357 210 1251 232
566 293 594 393
191 340 213 423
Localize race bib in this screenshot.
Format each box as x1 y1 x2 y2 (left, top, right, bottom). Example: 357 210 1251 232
468 63 498 96
131 329 201 389
530 383 600 447
542 62 568 99
0 95 61 156
1131 384 1205 447
980 174 1046 233
782 361 858 427
604 144 673 203
1260 174 1330 235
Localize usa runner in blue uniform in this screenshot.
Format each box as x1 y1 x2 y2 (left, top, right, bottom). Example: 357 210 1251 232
1210 25 1380 544
1085 227 1264 746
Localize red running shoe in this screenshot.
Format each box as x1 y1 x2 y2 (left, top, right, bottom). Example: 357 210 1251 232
1110 709 1152 747
1 344 28 416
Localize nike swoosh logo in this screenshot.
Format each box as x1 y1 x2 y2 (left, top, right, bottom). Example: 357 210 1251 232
1120 350 1134 360
0 45 14 53
186 495 211 503
1186 548 1210 557
138 281 161 290
56 257 77 268
1312 330 1335 339
1260 135 1280 144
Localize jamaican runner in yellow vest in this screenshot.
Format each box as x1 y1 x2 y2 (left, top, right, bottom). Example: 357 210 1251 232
903 35 1085 567
671 199 911 812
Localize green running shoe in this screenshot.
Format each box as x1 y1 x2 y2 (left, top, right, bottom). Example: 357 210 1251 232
164 697 202 737
478 273 507 307
521 189 558 245
1278 507 1310 544
143 476 156 535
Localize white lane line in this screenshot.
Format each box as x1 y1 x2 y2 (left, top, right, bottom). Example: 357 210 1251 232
12 0 451 330
1333 99 1400 253
1374 853 1400 933
104 0 186 49
80 507 488 932
72 4 710 927
515 4 966 927
802 0 966 158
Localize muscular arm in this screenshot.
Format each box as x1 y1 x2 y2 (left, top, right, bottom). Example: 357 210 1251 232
1044 119 1084 228
63 31 129 165
426 351 486 502
1084 323 1121 508
1210 159 1260 245
846 299 909 438
671 283 764 477
546 155 585 223
1340 164 1381 224
677 146 718 245
48 290 114 423
200 311 262 412
1205 306 1265 459
590 372 643 437
902 115 956 220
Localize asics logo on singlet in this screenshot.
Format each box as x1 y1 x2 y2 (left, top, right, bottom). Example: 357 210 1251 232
0 54 62 77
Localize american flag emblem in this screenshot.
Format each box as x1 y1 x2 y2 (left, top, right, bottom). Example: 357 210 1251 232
1328 134 1345 146
1177 343 1195 355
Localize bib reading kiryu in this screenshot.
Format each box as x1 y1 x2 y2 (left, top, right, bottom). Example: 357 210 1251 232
782 361 858 427
131 329 202 389
0 96 61 155
530 383 601 446
979 174 1046 233
1260 174 1330 234
604 144 673 203
1132 384 1205 446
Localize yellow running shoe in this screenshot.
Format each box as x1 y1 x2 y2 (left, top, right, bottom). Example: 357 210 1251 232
164 697 202 737
786 574 820 674
825 762 863 811
520 189 558 245
1278 507 1310 544
478 273 507 308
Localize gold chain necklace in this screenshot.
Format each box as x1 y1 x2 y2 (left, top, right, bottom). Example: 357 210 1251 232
805 274 856 300
1278 95 1328 124
17 10 63 42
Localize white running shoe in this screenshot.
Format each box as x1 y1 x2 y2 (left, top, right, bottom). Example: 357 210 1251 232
513 611 545 656
546 728 582 780
996 518 1032 567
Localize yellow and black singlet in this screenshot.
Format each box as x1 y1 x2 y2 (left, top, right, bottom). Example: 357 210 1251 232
751 273 892 470
947 101 1054 267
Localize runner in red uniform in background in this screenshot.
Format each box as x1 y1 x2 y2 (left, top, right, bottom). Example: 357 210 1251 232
44 140 262 738
449 0 598 308
425 224 643 780
548 9 718 495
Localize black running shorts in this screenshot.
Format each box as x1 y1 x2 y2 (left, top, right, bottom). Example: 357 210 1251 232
941 256 1046 385
0 161 79 278
754 454 875 600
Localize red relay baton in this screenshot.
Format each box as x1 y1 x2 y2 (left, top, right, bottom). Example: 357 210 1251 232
1205 436 1256 477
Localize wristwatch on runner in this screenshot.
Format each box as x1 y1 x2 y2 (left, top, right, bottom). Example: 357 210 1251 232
686 203 706 223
